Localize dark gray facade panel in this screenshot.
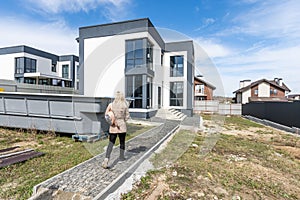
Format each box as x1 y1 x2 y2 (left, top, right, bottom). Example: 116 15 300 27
79 18 165 49
79 19 149 39
148 26 165 49
0 45 59 63
129 110 157 119
165 41 194 57
78 39 84 95
59 55 79 62
180 109 193 117
187 61 194 109
125 67 155 77
0 45 78 65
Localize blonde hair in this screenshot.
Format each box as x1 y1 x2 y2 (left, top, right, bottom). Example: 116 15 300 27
113 91 127 107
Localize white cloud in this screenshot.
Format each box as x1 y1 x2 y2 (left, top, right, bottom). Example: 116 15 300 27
25 0 132 21
195 17 216 31
203 0 300 96
215 44 300 96
194 37 233 58
0 17 78 55
232 0 300 39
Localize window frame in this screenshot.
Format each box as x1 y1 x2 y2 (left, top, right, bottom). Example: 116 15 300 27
170 81 184 106
170 55 184 77
62 64 69 79
15 57 37 74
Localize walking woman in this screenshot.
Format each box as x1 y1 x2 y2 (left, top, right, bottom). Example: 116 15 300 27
102 91 130 169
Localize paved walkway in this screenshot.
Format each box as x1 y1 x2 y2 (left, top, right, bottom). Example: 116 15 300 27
30 119 182 200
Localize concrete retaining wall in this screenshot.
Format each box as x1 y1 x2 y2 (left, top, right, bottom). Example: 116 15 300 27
0 79 78 94
0 92 111 134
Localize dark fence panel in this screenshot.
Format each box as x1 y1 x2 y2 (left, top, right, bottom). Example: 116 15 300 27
242 101 300 129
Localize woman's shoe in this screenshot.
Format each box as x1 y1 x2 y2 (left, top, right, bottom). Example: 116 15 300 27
102 158 109 169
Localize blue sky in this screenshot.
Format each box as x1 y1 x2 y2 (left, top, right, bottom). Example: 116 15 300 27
0 0 299 96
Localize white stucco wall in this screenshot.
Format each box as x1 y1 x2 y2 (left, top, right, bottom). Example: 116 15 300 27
24 53 53 76
236 93 242 103
242 89 251 104
0 53 24 80
258 82 270 97
57 61 71 79
83 31 163 99
163 51 188 109
0 52 61 81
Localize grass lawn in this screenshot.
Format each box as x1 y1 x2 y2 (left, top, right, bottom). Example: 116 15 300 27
0 123 153 200
122 116 300 200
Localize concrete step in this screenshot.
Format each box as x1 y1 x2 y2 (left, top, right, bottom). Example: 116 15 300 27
155 108 187 121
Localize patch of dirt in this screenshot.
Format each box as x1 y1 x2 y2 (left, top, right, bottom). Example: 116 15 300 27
124 118 300 200
275 146 300 160
14 141 39 148
1 182 18 192
144 175 169 200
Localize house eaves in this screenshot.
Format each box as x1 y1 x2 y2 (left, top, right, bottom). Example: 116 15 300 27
194 76 216 90
233 79 291 94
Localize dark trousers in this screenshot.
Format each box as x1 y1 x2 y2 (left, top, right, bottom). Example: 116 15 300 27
105 132 126 159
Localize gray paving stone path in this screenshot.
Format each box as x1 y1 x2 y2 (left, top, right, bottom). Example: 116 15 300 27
31 119 181 200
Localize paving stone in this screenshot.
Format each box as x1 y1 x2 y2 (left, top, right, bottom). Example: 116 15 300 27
31 120 180 199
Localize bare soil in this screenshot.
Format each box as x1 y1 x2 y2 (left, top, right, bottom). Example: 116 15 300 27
122 116 300 200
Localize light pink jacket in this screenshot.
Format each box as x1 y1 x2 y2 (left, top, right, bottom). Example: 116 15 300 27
105 102 130 133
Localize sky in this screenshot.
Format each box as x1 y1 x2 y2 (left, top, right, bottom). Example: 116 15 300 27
0 0 299 97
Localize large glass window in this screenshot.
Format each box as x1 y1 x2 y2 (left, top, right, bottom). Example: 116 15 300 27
126 39 143 70
125 39 153 71
15 57 24 74
170 82 184 106
170 56 184 77
24 78 36 84
62 64 69 79
126 75 143 108
15 57 36 74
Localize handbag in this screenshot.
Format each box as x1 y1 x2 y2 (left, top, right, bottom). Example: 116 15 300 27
105 104 115 125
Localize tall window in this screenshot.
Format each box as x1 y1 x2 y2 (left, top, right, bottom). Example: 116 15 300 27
15 57 36 74
126 39 143 70
195 84 205 94
62 64 69 79
170 82 183 106
170 55 184 77
125 39 153 71
126 75 143 108
147 77 152 108
146 41 153 70
52 63 57 72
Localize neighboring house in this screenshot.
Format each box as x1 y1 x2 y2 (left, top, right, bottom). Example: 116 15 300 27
0 45 79 89
287 94 300 101
194 76 215 100
233 78 291 104
77 18 195 117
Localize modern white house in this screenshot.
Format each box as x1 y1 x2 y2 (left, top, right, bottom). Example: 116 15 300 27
77 18 195 118
0 45 79 89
